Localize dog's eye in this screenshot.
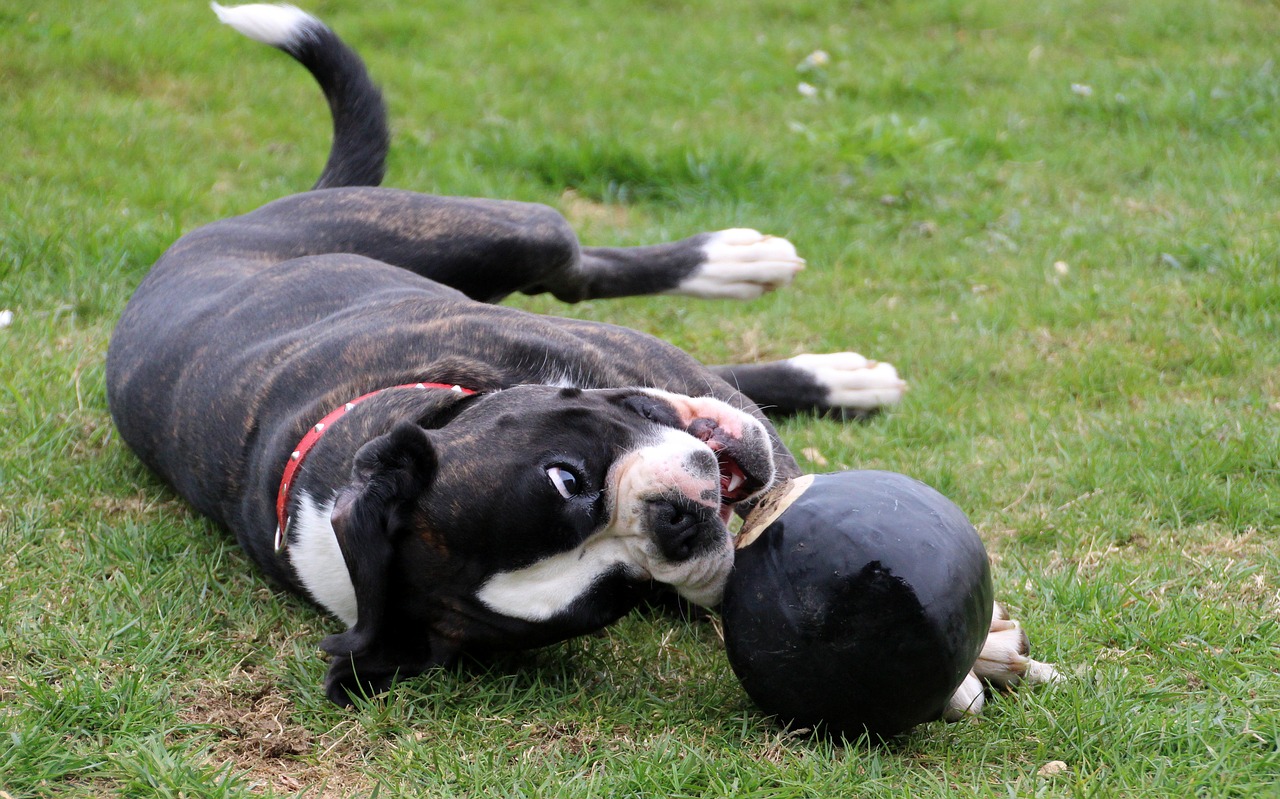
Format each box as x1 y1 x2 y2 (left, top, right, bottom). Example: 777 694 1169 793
546 465 581 499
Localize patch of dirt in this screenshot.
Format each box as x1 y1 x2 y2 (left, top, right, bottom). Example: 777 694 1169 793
1183 526 1267 559
182 666 312 757
1180 527 1278 610
0 655 17 705
749 727 813 765
64 411 115 461
178 667 371 797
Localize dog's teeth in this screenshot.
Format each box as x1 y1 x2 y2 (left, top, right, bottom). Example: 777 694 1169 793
728 472 744 494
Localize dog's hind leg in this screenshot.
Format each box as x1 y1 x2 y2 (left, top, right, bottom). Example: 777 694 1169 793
237 191 802 305
709 352 907 419
213 5 802 304
549 228 805 301
971 602 1063 688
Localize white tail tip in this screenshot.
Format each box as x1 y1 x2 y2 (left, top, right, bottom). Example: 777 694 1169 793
210 2 320 48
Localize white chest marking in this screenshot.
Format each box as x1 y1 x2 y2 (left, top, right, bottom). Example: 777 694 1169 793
476 536 643 623
289 492 359 626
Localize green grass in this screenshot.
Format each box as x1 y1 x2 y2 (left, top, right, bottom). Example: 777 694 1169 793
3 0 1278 795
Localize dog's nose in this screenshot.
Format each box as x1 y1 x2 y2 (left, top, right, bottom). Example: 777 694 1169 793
647 497 719 561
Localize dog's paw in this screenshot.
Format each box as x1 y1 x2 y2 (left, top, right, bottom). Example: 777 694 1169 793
669 229 805 299
943 671 986 721
973 602 1064 689
787 352 907 414
944 604 1061 723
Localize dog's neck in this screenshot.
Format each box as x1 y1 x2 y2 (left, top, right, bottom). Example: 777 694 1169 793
275 382 475 552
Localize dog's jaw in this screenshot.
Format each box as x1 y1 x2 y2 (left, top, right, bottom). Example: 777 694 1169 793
635 388 776 514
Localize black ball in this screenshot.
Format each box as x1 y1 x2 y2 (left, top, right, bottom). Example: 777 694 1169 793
721 470 993 738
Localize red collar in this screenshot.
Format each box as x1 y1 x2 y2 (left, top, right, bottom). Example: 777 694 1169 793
274 382 476 553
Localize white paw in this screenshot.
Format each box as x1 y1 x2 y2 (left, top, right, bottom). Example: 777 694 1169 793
973 602 1064 688
788 352 907 411
943 671 986 721
669 228 805 300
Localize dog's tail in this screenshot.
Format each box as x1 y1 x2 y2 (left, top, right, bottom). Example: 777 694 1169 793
211 3 389 190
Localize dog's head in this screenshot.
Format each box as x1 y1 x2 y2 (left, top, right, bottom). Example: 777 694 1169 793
315 385 776 704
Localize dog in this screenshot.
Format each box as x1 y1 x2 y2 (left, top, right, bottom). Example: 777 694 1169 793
106 3 1058 710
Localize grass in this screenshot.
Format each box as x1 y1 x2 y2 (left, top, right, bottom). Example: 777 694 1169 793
2 0 1278 795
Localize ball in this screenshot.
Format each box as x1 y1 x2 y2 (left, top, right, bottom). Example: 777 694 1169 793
721 470 993 738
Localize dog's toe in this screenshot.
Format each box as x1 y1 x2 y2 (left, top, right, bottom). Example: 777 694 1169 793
975 603 1064 688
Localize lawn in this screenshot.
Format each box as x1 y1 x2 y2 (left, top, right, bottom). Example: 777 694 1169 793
2 0 1278 796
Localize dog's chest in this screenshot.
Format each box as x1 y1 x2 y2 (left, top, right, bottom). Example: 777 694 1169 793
289 492 359 625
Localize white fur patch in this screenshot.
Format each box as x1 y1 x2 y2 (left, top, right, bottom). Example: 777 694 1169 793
669 228 805 300
289 492 358 626
613 426 721 512
211 2 319 48
943 671 986 721
947 604 1064 721
542 372 580 389
788 351 907 411
974 605 1065 688
1025 659 1064 685
475 537 646 623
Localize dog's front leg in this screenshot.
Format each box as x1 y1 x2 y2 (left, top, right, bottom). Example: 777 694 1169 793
322 631 461 707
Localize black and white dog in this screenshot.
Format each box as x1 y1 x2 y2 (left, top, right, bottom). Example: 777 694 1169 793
106 3 1057 709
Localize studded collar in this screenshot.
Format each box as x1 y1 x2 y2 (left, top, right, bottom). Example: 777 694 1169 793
274 382 475 553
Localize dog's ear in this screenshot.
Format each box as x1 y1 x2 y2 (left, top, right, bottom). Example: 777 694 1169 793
321 421 437 704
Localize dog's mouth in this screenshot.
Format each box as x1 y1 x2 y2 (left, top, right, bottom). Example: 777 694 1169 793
674 409 773 525
621 388 776 527
711 444 768 523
